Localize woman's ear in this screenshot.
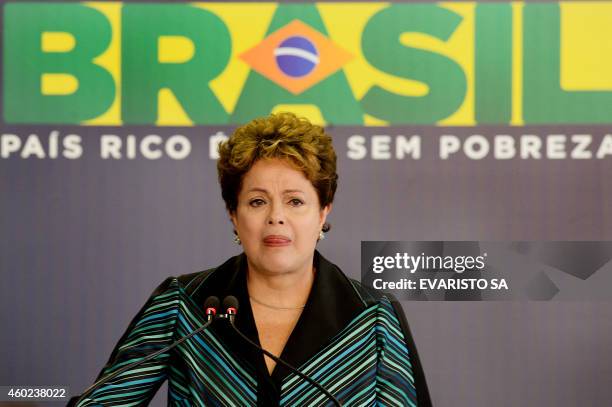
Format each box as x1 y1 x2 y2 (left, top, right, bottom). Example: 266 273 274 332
319 203 332 227
229 210 237 230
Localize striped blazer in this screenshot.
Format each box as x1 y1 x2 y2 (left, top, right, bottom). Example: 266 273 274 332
70 250 431 406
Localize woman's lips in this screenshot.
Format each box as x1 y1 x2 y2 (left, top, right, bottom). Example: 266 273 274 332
263 235 292 246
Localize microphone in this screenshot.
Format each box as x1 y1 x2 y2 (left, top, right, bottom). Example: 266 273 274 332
223 295 238 324
70 296 220 405
204 296 220 321
221 296 343 407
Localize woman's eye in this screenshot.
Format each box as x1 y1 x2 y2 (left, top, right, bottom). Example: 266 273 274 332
249 199 265 207
289 198 304 206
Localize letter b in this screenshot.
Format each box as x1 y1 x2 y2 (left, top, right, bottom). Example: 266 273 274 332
4 3 114 123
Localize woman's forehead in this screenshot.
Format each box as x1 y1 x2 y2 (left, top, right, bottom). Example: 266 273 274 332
241 159 314 192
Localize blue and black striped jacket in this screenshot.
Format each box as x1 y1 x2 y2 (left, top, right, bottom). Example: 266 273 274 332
70 250 431 406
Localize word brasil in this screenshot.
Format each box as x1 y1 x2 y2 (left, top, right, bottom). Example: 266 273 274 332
4 2 612 125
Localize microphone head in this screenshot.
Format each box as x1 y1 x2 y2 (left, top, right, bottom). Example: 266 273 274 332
204 296 220 315
222 296 239 314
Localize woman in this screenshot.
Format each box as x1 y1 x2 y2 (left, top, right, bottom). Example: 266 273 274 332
69 113 431 406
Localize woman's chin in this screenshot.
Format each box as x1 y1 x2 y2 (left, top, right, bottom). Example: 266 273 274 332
265 259 295 274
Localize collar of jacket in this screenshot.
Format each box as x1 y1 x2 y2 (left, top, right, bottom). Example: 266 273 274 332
180 249 368 385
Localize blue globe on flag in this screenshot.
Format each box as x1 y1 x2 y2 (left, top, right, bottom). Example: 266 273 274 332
274 36 319 78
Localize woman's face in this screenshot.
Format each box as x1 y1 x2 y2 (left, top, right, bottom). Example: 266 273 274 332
230 158 331 276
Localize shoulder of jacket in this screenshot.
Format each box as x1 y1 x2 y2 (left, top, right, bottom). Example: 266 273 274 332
175 268 217 297
347 277 392 307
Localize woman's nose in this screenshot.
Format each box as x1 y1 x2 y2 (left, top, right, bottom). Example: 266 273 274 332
267 202 285 225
